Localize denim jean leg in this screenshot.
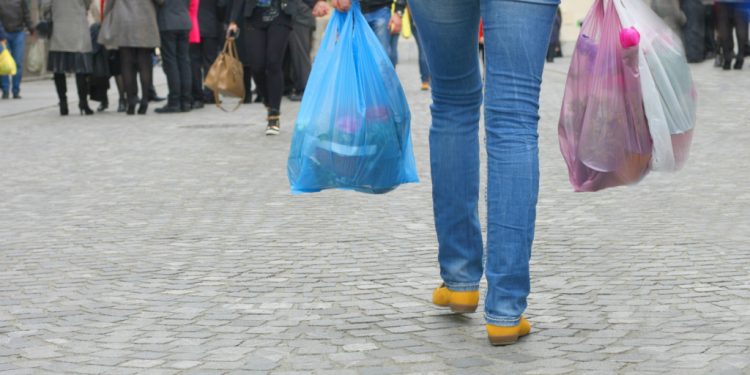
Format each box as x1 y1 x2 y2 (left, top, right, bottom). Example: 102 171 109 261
481 0 557 327
411 22 430 83
409 0 484 293
363 7 393 66
389 32 399 66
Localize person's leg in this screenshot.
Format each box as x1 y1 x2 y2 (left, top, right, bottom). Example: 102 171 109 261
264 23 292 133
75 73 93 114
409 0 484 295
481 0 556 327
53 73 68 115
704 4 717 58
160 31 181 107
389 31 399 67
136 48 154 113
716 3 734 69
8 31 26 97
176 31 192 110
247 25 269 107
732 5 747 68
363 7 394 64
411 18 431 85
201 37 220 102
190 43 204 104
288 23 312 95
119 48 138 113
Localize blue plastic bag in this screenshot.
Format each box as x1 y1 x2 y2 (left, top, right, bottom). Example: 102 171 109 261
287 2 419 194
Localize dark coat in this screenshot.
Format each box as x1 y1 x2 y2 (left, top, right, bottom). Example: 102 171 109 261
98 0 165 48
230 0 315 24
158 0 192 31
0 20 7 40
0 0 33 33
198 0 227 38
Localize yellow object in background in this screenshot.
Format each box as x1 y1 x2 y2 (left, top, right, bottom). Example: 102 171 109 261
0 41 17 76
390 5 412 39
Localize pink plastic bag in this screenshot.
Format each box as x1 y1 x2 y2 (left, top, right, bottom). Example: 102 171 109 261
558 0 653 192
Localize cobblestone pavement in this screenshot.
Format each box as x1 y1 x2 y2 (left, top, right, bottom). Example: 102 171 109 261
1 41 749 375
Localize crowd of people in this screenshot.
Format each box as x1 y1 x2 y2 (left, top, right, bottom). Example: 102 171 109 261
0 0 433 136
649 0 749 69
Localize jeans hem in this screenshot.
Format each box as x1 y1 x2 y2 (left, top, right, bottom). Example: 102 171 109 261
443 281 479 292
485 313 521 327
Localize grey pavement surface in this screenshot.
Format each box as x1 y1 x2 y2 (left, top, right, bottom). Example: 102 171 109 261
1 40 750 374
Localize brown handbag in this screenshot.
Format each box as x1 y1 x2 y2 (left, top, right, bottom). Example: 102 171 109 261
204 38 245 112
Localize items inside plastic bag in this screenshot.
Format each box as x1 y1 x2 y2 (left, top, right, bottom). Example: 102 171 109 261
558 0 652 192
287 3 418 194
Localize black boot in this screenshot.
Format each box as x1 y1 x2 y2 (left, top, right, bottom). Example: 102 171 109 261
117 97 127 113
59 102 69 116
97 97 109 112
54 74 69 116
137 98 149 115
76 74 94 115
734 59 744 70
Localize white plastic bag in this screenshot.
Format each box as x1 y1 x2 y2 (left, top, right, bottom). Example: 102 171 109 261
614 0 696 172
26 40 46 74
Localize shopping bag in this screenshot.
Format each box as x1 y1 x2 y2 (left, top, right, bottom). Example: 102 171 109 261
26 39 46 74
287 2 419 194
558 0 652 192
203 38 244 112
613 0 696 172
0 42 17 76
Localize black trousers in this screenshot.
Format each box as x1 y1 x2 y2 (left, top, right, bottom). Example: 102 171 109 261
716 3 748 63
705 4 718 56
286 23 312 93
161 30 192 106
246 21 291 112
190 36 220 103
119 47 153 106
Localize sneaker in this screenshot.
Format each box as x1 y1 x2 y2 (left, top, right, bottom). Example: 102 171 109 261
420 82 430 91
2 91 8 99
288 92 302 102
266 111 280 136
12 93 21 99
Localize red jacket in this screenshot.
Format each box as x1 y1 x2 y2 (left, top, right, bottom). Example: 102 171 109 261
189 0 200 43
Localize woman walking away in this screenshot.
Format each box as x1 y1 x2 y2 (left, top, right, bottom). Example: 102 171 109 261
99 0 164 115
332 0 558 345
228 0 329 135
43 0 96 116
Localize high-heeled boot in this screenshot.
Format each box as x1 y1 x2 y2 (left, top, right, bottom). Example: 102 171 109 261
76 74 94 115
54 73 69 116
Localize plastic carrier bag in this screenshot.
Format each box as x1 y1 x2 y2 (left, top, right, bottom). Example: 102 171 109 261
287 2 418 194
558 0 652 192
613 0 696 172
0 42 17 76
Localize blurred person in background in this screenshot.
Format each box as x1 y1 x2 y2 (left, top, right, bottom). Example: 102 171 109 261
715 0 748 70
190 0 226 107
156 0 194 113
43 0 95 116
410 7 431 90
99 0 163 115
283 0 315 102
360 0 406 67
0 0 35 99
227 0 328 135
648 0 687 35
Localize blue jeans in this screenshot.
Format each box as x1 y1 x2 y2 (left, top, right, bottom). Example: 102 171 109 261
1 31 25 95
410 18 430 83
363 6 399 66
409 0 557 326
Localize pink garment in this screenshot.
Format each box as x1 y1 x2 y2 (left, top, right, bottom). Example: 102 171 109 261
189 0 201 44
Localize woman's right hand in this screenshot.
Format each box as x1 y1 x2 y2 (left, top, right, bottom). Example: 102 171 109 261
227 22 239 39
332 0 351 12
